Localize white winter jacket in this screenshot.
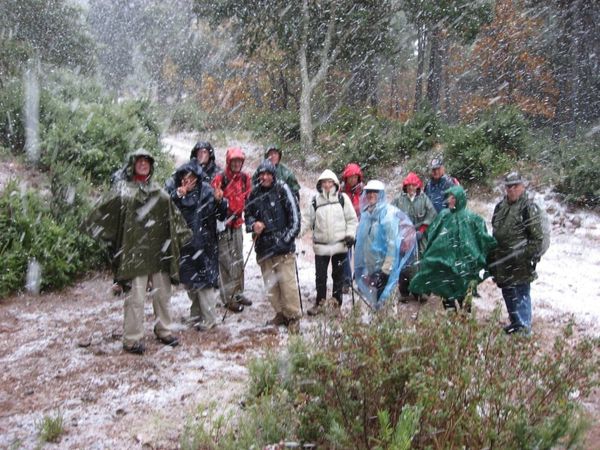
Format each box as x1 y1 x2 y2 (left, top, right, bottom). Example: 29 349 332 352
302 169 358 256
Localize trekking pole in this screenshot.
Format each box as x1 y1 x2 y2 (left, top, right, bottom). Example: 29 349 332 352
222 238 255 323
294 257 304 314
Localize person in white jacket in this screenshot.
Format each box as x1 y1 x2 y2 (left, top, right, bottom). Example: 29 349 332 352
302 169 358 315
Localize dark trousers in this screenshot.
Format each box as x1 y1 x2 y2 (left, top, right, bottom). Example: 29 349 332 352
342 247 353 285
315 253 346 305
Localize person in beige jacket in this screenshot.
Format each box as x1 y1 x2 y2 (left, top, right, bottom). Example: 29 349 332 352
302 169 358 315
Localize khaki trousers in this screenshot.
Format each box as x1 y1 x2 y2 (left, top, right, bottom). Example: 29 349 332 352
188 287 218 327
258 253 302 320
218 227 245 304
123 272 172 346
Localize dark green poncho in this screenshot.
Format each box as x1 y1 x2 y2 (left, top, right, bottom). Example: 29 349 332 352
410 186 496 300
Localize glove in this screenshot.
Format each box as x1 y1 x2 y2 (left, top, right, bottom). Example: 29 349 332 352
368 271 389 290
344 236 355 247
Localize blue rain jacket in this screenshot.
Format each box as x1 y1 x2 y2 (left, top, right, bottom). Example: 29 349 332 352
354 189 416 308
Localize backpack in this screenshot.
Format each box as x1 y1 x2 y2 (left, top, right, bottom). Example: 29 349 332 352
219 172 249 191
522 200 551 259
311 193 345 211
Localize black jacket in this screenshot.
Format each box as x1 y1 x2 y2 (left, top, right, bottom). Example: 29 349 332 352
245 180 300 262
171 161 228 289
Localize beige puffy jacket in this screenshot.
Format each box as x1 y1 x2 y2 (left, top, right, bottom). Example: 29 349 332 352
302 169 358 256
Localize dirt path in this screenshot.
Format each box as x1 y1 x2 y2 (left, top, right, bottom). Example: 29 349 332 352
1 134 599 449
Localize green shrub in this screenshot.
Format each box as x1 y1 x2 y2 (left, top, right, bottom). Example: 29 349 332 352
478 106 529 157
0 179 104 297
0 79 25 152
246 109 301 144
553 134 600 208
168 98 211 132
184 308 599 449
41 97 162 184
36 412 64 443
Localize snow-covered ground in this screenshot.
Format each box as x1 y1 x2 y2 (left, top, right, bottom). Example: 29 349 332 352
0 133 598 449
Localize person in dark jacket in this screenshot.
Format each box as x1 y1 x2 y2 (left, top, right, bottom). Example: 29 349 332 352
245 160 302 333
212 147 253 313
166 141 222 195
488 172 547 334
170 161 229 331
85 149 192 354
424 156 459 213
340 162 364 291
251 145 300 200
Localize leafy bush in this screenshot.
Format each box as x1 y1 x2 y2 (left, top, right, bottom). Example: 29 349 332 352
41 96 162 184
443 107 529 185
183 308 599 449
553 135 600 208
168 97 211 132
246 109 301 144
0 178 104 297
0 71 163 184
0 79 25 152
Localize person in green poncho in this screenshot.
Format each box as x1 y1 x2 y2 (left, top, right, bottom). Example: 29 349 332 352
409 185 496 311
85 149 192 354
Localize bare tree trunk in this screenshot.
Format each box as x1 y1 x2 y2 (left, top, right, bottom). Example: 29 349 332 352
414 24 426 112
426 27 443 112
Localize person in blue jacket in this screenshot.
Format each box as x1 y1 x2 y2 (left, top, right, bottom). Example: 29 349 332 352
354 180 416 309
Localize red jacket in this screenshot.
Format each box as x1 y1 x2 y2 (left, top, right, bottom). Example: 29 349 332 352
341 163 364 218
212 147 252 229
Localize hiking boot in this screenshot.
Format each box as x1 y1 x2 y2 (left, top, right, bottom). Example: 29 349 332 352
399 294 411 304
342 284 350 294
225 302 244 313
307 303 323 316
235 294 253 306
503 323 526 335
157 334 179 347
266 312 288 326
195 321 217 332
123 342 145 355
287 318 300 334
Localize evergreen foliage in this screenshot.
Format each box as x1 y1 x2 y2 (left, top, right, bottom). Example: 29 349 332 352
181 309 599 449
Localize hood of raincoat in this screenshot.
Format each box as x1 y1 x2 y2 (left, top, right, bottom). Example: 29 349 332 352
342 163 363 183
255 159 277 178
226 146 246 167
190 141 215 161
402 172 423 191
174 160 203 187
125 148 155 180
264 145 282 160
316 169 340 193
445 185 467 211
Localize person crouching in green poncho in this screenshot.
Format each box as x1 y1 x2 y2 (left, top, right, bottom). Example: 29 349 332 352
409 185 496 311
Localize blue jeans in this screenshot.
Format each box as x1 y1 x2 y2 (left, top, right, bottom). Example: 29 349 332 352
501 283 532 330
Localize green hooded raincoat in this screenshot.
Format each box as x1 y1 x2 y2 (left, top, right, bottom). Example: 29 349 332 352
410 185 496 300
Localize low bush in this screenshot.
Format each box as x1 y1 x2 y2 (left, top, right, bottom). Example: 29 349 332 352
0 178 104 297
168 97 211 132
183 308 599 449
245 109 301 144
443 107 529 185
553 135 600 208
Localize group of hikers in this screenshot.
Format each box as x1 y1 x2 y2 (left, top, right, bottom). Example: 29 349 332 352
85 141 548 355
